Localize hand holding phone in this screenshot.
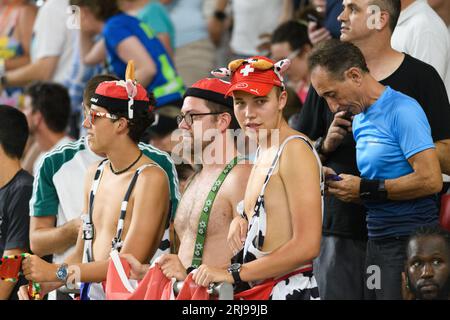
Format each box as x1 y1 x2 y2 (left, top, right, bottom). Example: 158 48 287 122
326 174 343 181
307 13 323 29
306 13 331 45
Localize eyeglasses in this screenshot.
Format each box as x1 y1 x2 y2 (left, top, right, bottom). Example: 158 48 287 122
85 110 119 126
176 112 224 126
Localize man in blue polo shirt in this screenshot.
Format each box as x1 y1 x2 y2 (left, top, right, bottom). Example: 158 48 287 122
309 40 443 299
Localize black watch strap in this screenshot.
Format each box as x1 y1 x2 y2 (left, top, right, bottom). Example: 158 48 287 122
231 269 242 284
228 263 242 284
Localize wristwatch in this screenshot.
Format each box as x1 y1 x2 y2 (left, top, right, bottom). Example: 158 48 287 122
227 263 242 284
56 263 69 283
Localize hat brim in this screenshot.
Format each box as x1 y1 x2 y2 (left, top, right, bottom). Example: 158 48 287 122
225 81 274 97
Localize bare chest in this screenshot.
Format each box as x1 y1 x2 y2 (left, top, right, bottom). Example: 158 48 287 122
174 173 232 238
244 148 285 219
90 173 135 258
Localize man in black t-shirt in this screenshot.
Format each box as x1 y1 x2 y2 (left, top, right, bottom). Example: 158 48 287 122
0 105 33 300
294 0 450 300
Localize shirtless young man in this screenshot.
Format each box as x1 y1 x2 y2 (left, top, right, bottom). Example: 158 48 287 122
122 78 252 282
192 57 323 300
20 80 171 300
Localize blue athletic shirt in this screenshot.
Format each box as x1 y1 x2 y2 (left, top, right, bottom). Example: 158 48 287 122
353 86 438 239
103 13 184 107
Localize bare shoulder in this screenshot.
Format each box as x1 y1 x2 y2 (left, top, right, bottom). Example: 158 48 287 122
217 162 252 206
282 133 315 156
279 134 319 173
135 163 170 188
224 162 252 186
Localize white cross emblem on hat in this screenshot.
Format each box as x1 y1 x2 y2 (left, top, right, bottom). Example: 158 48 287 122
240 64 254 76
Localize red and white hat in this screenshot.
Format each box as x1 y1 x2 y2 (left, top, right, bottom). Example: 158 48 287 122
90 80 153 119
211 56 291 97
183 78 233 108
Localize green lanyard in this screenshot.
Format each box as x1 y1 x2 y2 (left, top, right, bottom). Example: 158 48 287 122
191 156 241 268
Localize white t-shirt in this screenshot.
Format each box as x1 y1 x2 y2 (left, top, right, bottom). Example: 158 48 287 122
32 136 74 176
30 138 102 264
31 0 76 84
391 0 450 82
230 0 284 56
31 138 101 300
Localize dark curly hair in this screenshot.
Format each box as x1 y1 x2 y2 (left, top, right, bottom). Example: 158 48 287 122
103 92 156 143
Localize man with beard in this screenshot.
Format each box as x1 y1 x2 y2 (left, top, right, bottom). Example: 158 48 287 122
403 225 450 300
192 57 323 300
121 78 252 285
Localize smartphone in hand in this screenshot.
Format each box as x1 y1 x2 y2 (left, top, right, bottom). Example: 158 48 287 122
326 174 343 181
307 13 324 29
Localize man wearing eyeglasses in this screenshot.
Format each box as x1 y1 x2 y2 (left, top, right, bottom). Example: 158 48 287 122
120 78 252 287
189 57 323 300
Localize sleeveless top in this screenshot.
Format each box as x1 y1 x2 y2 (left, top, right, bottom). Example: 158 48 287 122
80 160 171 300
239 135 324 288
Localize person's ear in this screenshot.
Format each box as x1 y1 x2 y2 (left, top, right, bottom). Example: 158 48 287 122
217 112 232 133
366 6 389 31
345 67 363 85
278 90 288 112
32 110 43 127
115 117 129 134
302 44 313 56
375 10 390 31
